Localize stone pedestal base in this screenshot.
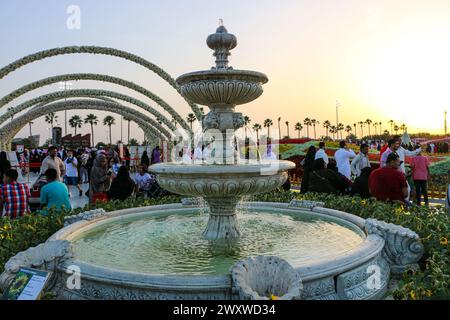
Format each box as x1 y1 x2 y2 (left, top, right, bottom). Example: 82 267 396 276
203 197 241 240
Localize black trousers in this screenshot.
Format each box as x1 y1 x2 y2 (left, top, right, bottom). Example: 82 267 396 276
414 180 429 205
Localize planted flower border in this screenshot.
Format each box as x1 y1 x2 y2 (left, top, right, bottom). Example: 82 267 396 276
0 192 448 300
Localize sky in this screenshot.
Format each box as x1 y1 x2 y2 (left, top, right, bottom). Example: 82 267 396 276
0 0 449 144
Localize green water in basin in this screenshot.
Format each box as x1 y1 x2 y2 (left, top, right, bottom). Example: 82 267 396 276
71 208 365 276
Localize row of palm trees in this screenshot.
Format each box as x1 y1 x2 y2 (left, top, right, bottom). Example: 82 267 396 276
230 116 408 141
43 112 126 146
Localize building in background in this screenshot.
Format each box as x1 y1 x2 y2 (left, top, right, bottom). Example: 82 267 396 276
61 134 91 149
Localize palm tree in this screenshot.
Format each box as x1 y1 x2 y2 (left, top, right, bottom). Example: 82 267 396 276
353 123 358 138
330 125 337 140
84 114 98 147
394 125 400 134
400 123 407 133
252 123 262 144
303 118 312 138
311 119 320 139
378 122 383 135
337 123 344 140
345 125 352 138
186 113 196 131
388 120 395 135
69 115 83 135
44 112 58 130
373 122 378 136
123 116 132 144
243 116 251 143
263 119 273 139
285 121 290 138
365 119 373 137
277 117 282 140
358 121 365 138
383 130 390 136
294 122 303 138
103 115 116 146
323 120 331 138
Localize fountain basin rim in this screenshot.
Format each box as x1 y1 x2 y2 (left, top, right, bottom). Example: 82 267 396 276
176 69 269 85
149 160 295 175
49 202 385 286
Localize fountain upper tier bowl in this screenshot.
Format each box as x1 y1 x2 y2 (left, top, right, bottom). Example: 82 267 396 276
176 69 269 106
150 161 295 198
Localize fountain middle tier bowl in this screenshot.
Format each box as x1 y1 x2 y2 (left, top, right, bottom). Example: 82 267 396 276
176 69 269 106
150 160 295 198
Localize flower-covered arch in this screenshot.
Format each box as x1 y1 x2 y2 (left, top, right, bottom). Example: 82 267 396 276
0 100 170 150
0 73 190 133
0 46 202 120
0 90 175 139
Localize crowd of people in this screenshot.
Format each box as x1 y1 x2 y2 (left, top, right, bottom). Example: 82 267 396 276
300 136 431 206
0 144 166 220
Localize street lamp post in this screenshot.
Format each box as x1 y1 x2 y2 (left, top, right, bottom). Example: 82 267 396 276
58 81 73 136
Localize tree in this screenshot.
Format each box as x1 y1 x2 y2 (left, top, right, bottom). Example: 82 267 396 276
129 138 139 146
311 119 319 139
84 114 98 147
277 117 282 140
345 125 352 138
373 122 378 136
365 119 372 137
303 118 311 138
323 120 331 138
285 121 290 138
252 123 262 144
69 115 83 135
378 122 383 135
394 125 400 134
186 113 196 131
330 125 337 140
103 115 116 146
123 116 132 145
45 112 58 130
337 123 344 140
400 123 407 133
383 130 390 136
263 118 273 139
294 122 303 138
353 123 358 138
243 116 251 143
388 120 395 135
358 121 365 138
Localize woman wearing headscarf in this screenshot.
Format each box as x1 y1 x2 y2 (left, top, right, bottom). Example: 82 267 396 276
89 154 112 204
0 151 11 185
107 166 135 201
300 146 316 193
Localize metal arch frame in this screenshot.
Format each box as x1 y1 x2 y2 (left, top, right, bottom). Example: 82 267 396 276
0 73 191 133
0 45 202 120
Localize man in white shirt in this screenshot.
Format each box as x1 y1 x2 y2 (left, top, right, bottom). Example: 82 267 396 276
63 150 83 197
334 141 356 179
314 142 329 167
351 143 371 177
40 146 66 181
381 137 421 174
133 164 153 196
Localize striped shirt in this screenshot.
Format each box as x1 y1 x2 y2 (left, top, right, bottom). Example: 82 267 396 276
0 182 30 219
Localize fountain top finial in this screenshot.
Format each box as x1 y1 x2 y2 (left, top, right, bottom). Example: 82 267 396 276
207 21 237 69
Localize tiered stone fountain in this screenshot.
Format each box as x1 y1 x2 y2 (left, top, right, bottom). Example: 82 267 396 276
0 25 424 301
150 24 295 240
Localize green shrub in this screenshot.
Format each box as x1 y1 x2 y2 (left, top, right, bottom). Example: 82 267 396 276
0 192 448 300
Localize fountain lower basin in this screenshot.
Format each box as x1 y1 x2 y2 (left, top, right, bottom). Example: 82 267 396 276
48 202 392 300
150 161 295 240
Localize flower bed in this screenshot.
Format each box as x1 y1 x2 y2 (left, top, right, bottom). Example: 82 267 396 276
0 192 448 300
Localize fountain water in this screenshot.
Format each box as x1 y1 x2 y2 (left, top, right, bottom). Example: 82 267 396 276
150 25 295 240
